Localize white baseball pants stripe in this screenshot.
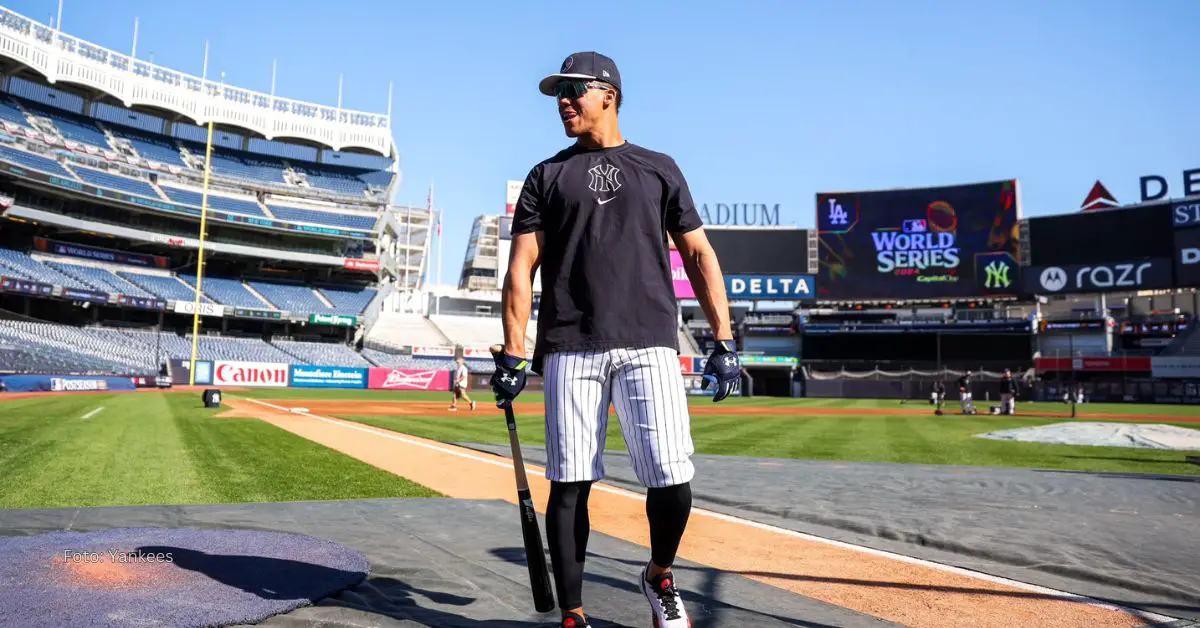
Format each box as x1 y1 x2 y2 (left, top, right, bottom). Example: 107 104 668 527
542 346 695 488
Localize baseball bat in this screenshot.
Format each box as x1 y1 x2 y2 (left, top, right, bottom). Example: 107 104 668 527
491 345 556 613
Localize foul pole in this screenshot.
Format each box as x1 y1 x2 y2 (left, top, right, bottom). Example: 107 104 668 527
187 119 216 384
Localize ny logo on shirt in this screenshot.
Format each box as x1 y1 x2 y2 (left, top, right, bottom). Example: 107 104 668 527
587 163 622 204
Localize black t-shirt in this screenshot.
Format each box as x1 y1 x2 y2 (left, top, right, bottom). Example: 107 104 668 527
511 141 702 370
1000 377 1016 393
957 376 970 391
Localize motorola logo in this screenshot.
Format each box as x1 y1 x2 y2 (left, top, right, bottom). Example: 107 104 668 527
1039 267 1067 292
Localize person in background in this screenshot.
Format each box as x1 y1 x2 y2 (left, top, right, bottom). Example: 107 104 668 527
449 357 476 411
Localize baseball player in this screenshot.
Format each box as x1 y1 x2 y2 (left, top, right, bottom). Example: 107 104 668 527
448 357 476 411
931 381 946 414
490 51 740 628
999 368 1016 415
957 370 975 414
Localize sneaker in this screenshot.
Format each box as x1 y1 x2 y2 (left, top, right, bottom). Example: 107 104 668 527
558 611 590 628
641 567 690 627
448 406 457 412
470 400 477 411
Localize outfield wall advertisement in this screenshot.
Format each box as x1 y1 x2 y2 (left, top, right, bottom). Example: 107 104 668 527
0 374 137 393
815 180 1020 301
367 367 452 391
290 365 368 389
213 361 289 387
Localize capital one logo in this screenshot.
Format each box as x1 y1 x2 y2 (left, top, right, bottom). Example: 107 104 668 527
588 164 622 204
826 198 848 226
984 261 1011 289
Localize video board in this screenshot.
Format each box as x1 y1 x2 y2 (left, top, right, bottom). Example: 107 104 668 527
704 228 809 274
1026 202 1174 267
815 180 1019 301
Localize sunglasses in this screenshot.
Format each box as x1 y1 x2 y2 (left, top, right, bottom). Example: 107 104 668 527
553 80 611 101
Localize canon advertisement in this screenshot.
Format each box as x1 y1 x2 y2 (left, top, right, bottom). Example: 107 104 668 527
1173 227 1200 287
815 180 1019 300
1023 259 1174 295
212 361 290 388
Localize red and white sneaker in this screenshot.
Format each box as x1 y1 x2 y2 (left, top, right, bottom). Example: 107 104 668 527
641 567 691 627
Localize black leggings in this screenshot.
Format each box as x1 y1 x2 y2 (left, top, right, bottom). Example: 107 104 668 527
546 480 692 610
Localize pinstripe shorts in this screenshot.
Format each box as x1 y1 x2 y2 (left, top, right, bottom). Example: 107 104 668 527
541 346 695 488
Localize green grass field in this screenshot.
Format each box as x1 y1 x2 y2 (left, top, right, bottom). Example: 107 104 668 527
2 389 1198 511
0 391 439 510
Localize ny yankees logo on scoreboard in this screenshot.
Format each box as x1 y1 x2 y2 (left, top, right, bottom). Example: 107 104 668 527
588 164 622 205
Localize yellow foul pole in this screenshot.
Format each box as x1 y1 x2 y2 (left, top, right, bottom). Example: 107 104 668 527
187 119 216 385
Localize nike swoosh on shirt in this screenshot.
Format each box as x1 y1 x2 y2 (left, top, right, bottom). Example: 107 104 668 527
597 198 615 205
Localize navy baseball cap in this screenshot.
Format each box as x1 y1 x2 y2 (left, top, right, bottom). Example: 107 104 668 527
538 52 622 96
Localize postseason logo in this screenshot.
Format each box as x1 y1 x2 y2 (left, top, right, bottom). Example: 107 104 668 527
870 214 960 279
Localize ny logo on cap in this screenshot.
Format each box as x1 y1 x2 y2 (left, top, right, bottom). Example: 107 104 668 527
587 164 622 204
561 56 574 72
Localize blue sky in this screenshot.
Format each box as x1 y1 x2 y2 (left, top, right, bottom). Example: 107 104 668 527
10 0 1198 282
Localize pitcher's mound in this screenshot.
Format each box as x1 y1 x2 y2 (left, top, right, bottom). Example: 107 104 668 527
0 527 368 627
977 422 1200 451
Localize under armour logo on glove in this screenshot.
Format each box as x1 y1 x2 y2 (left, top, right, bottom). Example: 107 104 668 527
490 351 528 408
702 340 741 403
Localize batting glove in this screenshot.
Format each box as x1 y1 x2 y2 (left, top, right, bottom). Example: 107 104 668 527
702 340 741 403
490 351 528 408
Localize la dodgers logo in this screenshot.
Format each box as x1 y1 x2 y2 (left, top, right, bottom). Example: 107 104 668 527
588 163 622 205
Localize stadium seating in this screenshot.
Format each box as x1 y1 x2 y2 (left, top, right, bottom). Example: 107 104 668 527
189 145 287 184
44 261 155 298
177 275 269 309
293 165 369 196
0 321 156 372
273 340 371 368
71 166 159 198
108 127 186 166
0 248 88 289
18 100 110 149
360 349 456 371
266 205 377 231
116 329 293 363
0 145 72 177
160 186 267 217
0 98 31 127
248 281 329 313
365 313 452 348
318 286 376 315
118 272 214 303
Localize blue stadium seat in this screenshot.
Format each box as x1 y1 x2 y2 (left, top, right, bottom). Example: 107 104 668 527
160 186 266 217
273 340 371 367
267 205 377 231
0 249 89 289
318 286 377 315
0 99 31 127
21 101 111 149
45 261 155 298
247 281 330 313
71 166 159 198
0 145 72 177
118 272 213 303
109 127 185 166
177 274 269 309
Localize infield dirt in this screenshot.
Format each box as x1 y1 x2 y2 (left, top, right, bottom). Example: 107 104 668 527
252 398 1200 423
220 397 1167 628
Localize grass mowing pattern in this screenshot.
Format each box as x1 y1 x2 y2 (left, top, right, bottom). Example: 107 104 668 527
0 392 440 509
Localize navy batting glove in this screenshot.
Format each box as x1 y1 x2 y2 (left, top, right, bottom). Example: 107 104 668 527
490 351 528 408
702 340 741 403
